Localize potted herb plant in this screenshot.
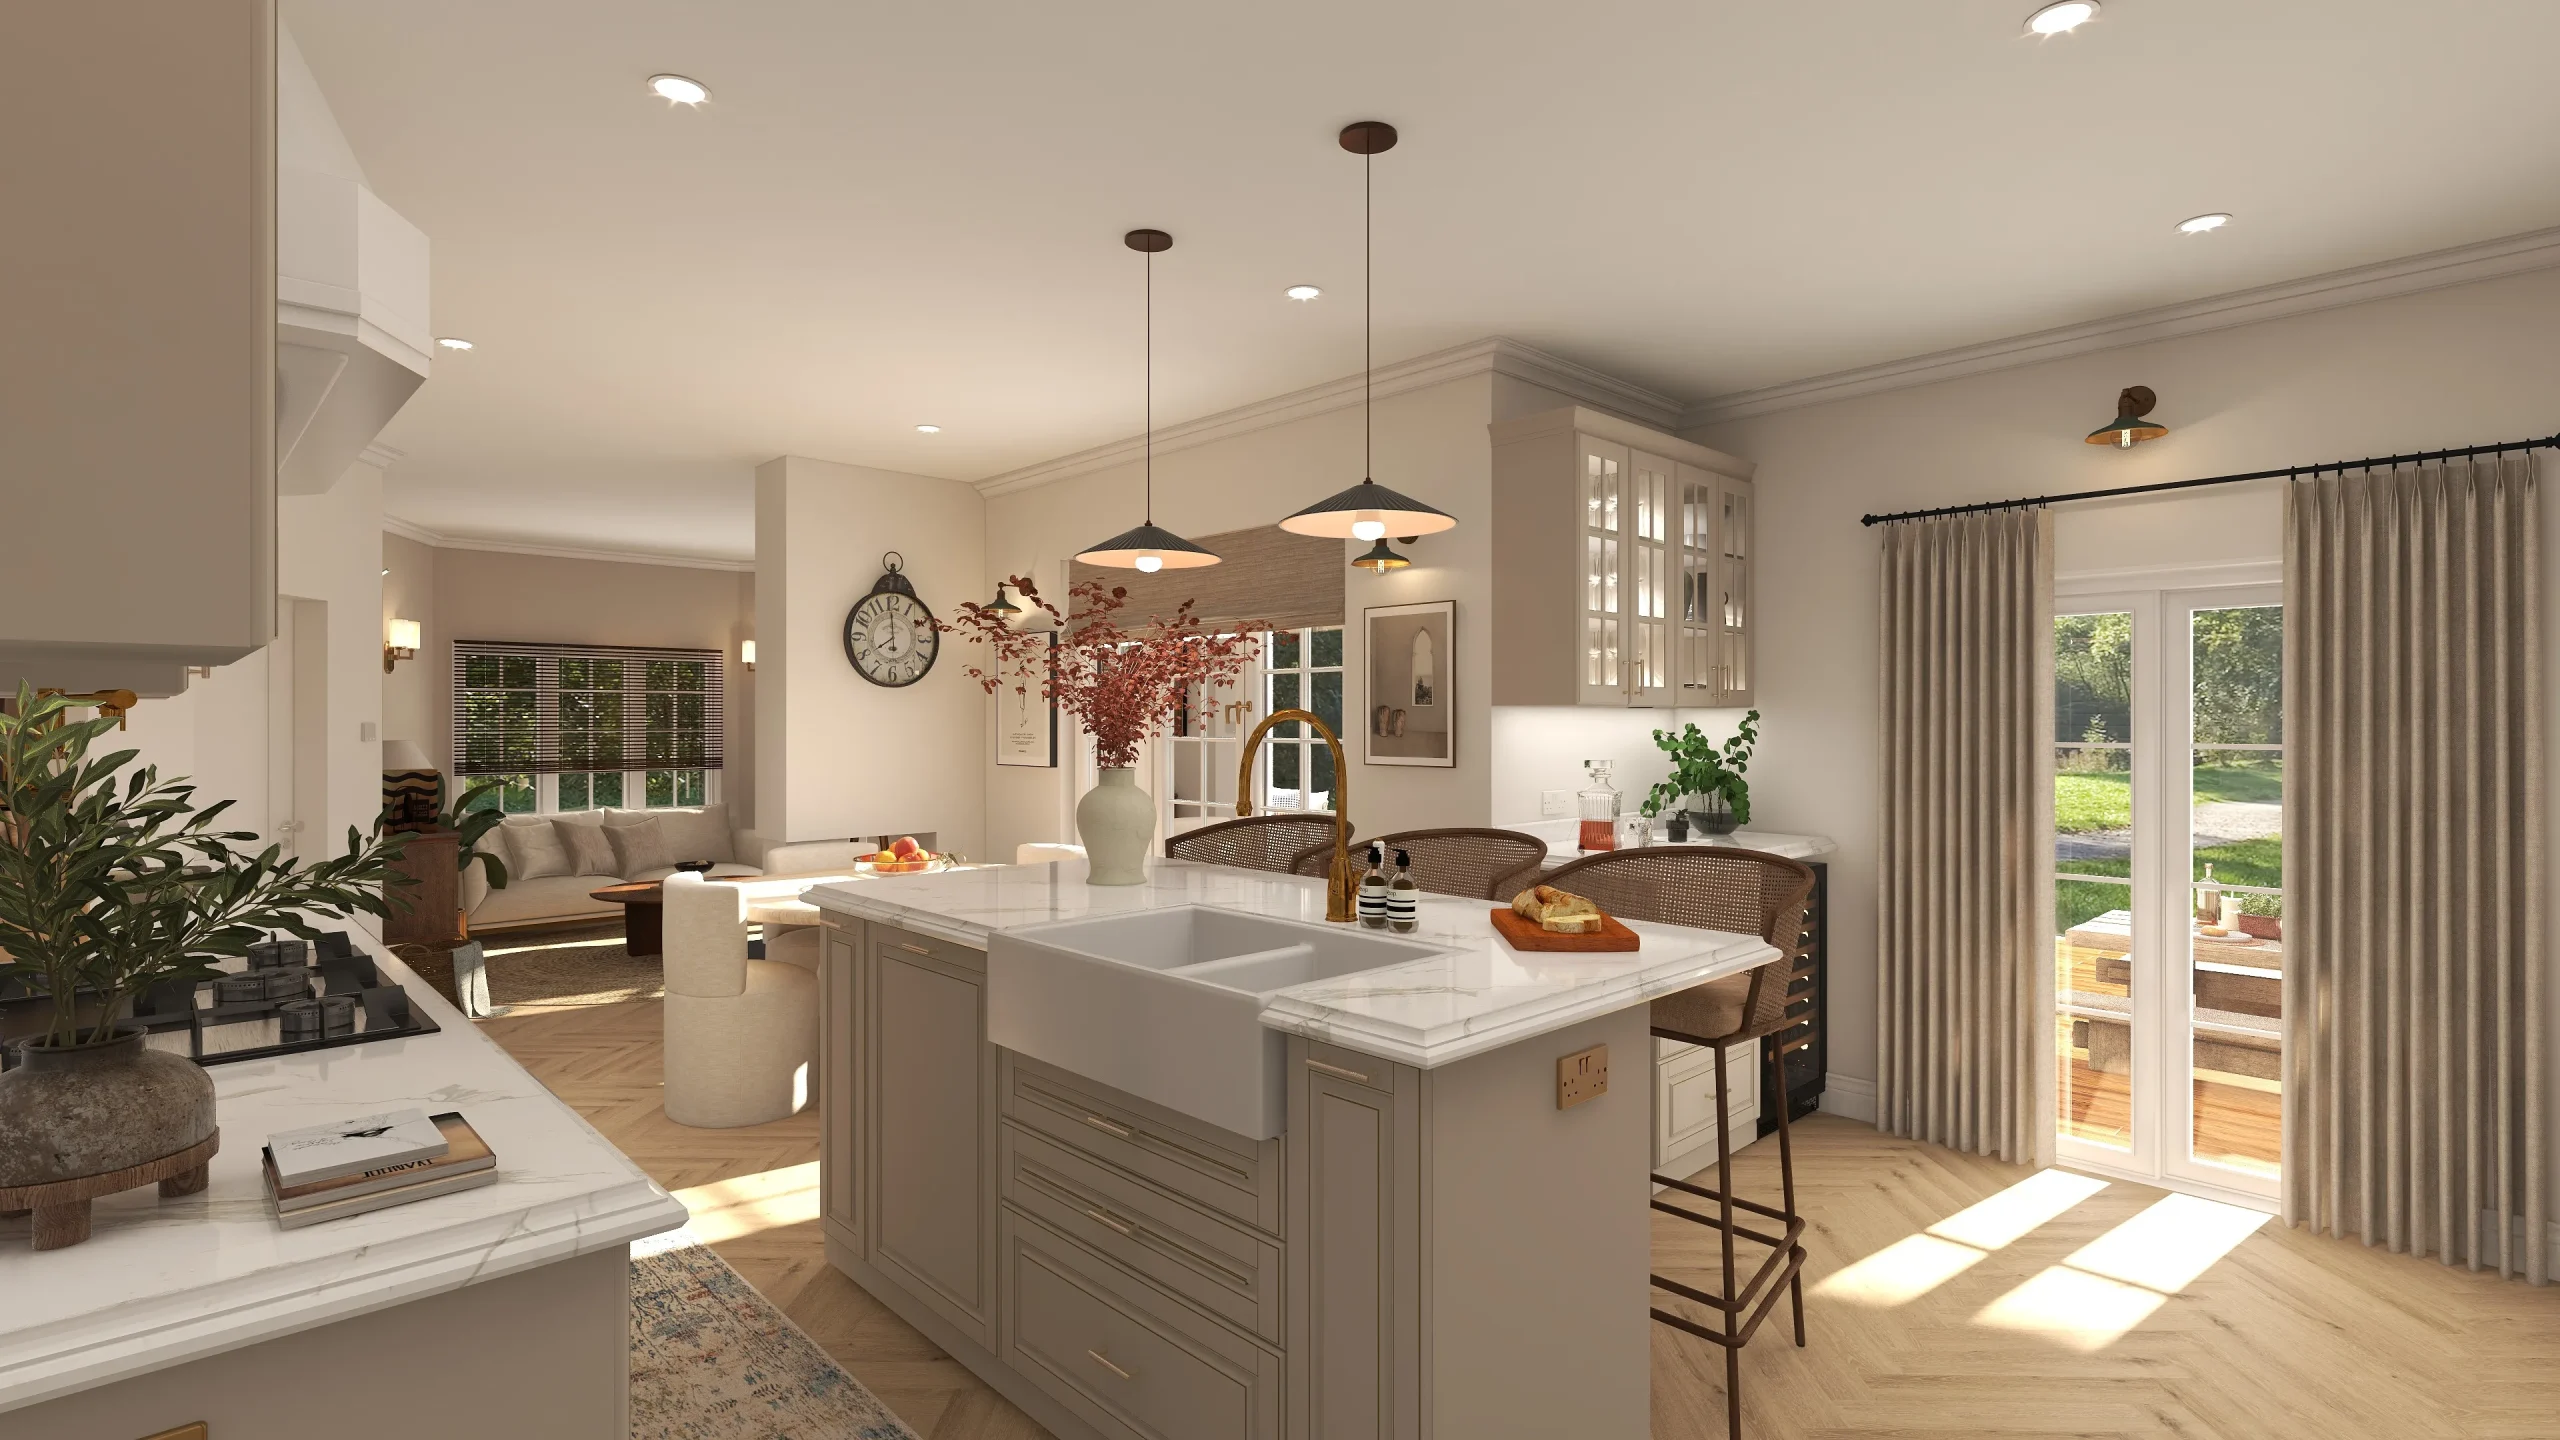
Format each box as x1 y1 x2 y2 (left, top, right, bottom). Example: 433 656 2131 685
0 686 408 1222
944 578 1262 885
1640 710 1760 837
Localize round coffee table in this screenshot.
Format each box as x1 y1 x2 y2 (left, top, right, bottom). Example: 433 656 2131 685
588 881 667 957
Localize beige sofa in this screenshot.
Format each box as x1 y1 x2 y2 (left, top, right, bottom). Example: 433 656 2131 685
458 803 870 931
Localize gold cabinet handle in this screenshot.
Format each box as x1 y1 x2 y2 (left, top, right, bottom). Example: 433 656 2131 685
1083 1206 1136 1237
1306 1058 1371 1085
1079 1112 1135 1140
1087 1348 1133 1381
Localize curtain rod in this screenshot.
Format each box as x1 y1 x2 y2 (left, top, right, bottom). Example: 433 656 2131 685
1859 428 2560 527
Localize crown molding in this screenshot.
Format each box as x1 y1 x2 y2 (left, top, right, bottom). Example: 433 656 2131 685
379 515 751 572
1680 224 2560 430
974 337 1687 498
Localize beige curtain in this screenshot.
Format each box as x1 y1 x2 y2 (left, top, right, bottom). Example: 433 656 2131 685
2285 456 2546 1283
1876 508 2055 1166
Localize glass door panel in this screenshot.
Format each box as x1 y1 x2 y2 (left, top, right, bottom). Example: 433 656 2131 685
2054 610 2137 1153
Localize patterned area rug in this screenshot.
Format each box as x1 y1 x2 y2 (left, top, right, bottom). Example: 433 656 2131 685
398 923 667 1012
630 1232 919 1440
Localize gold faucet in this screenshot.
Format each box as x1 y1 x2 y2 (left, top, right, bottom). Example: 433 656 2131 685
1234 707 1355 923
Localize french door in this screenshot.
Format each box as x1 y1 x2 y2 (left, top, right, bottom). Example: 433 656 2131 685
2053 576 2284 1203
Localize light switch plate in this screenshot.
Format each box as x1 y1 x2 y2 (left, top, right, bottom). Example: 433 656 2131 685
359 721 378 742
1541 789 1571 817
1557 1043 1608 1110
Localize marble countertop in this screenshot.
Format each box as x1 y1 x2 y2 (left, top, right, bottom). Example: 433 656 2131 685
806 858 1778 1070
0 944 688 1415
1505 818 1839 865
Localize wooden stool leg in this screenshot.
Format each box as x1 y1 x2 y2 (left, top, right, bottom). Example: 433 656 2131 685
1770 1043 1805 1348
31 1200 92 1251
1715 1042 1742 1438
160 1163 210 1198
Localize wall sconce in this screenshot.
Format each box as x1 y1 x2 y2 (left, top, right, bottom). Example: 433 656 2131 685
740 639 756 669
2084 385 2168 448
384 617 420 673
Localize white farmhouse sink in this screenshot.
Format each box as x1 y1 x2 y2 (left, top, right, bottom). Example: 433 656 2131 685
987 906 1443 1139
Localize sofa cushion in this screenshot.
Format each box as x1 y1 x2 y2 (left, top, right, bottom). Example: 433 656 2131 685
507 820 573 881
653 804 736 865
472 874 621 929
560 821 618 876
605 818 672 876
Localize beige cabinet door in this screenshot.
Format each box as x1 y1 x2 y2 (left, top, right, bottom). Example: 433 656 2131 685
866 926 997 1349
1286 1043 1419 1440
818 923 864 1256
1575 437 1632 706
1622 450 1676 708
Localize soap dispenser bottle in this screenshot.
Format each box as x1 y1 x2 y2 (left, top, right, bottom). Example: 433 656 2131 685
1358 843 1390 929
1387 849 1420 933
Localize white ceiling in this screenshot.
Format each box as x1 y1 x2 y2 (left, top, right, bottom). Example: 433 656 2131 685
286 0 2560 563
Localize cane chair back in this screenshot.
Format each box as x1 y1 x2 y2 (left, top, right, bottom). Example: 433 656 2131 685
1291 827 1549 901
1542 846 1815 1043
1164 814 1349 874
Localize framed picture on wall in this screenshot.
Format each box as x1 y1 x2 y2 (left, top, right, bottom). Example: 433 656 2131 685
1364 600 1454 768
994 632 1058 767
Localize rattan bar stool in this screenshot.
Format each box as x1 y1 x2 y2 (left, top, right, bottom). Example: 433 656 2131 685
1163 813 1351 873
1285 826 1549 899
1542 846 1817 1439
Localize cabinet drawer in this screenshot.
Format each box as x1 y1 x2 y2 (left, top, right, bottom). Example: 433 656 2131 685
1001 1209 1281 1440
871 922 985 975
1002 1123 1282 1345
1001 1053 1281 1236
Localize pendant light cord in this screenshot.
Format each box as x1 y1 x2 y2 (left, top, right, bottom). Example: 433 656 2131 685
1364 148 1372 484
1145 245 1154 523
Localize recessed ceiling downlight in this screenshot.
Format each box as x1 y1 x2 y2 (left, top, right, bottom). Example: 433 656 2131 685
915 424 942 434
2024 1 2099 36
1285 284 1322 301
436 336 474 350
2177 212 2233 235
648 74 709 105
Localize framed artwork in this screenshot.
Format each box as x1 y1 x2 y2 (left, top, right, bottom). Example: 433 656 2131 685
1364 600 1454 767
994 632 1058 767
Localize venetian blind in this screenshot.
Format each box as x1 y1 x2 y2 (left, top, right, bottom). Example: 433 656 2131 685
450 640 726 777
1069 524 1345 633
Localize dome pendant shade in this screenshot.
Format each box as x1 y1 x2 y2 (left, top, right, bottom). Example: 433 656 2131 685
1074 522 1221 573
2084 384 2169 448
1279 478 1457 541
984 582 1023 617
1349 538 1411 572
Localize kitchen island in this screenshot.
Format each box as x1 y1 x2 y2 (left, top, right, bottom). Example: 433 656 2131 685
805 856 1776 1440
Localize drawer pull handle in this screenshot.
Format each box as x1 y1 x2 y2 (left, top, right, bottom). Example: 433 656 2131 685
1306 1058 1371 1085
1079 1113 1136 1140
1083 1206 1136 1237
1087 1348 1133 1381
890 940 938 957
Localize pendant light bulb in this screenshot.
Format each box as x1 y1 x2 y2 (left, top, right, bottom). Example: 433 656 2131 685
1350 515 1387 541
1136 552 1164 574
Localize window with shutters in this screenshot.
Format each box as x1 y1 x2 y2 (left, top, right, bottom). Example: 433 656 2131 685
452 642 725 815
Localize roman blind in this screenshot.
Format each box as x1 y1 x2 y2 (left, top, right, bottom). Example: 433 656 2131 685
451 641 725 777
1070 524 1345 632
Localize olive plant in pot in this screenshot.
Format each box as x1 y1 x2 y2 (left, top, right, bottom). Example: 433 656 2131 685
1640 710 1760 837
0 686 408 1230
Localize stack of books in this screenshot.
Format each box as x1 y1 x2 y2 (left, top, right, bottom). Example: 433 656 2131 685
263 1108 497 1229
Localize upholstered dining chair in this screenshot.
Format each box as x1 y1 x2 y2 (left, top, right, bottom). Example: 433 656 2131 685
661 872 818 1129
1541 845 1817 1439
1163 814 1350 873
1290 826 1548 901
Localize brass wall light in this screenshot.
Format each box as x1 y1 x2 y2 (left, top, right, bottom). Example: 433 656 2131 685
739 639 756 669
2085 386 2169 448
384 617 421 673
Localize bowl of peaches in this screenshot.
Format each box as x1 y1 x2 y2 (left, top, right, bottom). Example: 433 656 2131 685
857 836 950 875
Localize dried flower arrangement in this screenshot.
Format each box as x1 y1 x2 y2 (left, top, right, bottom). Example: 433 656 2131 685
943 578 1262 769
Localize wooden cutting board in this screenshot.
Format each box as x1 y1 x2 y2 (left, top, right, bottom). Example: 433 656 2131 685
1488 906 1641 952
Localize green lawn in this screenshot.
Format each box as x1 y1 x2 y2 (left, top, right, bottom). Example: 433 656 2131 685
2053 762 2282 835
2056 837 2283 932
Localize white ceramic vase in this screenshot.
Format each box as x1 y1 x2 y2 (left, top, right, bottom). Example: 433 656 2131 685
1076 767 1155 886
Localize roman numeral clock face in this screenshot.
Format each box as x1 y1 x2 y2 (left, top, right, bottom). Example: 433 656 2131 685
843 557 940 688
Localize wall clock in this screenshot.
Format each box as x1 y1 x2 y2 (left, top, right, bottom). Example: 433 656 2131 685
843 552 940 688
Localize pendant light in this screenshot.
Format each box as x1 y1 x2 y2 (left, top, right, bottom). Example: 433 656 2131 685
1076 229 1219 572
2084 385 2169 449
1349 539 1410 572
1278 121 1457 548
982 580 1023 618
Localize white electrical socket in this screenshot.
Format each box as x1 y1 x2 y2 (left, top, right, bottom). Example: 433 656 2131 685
1540 789 1571 818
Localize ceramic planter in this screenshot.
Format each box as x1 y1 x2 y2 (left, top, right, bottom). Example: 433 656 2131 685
1076 767 1155 886
0 1027 215 1189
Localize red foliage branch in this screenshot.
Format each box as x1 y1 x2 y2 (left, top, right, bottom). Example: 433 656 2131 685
941 578 1263 770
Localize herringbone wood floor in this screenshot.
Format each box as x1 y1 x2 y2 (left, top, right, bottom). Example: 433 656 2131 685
485 996 2558 1440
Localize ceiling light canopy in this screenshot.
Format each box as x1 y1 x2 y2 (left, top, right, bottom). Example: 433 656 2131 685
649 74 709 105
2177 212 2233 235
2024 1 2099 36
436 336 474 350
1074 229 1219 573
1279 121 1459 555
1285 284 1322 301
915 423 942 433
2085 385 2168 448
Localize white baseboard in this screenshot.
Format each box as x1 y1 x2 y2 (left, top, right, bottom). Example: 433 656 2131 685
1818 1073 1877 1123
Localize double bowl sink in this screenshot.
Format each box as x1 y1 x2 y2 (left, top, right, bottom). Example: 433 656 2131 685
987 907 1445 1139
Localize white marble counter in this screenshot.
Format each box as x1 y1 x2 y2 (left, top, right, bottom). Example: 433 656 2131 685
1505 818 1838 867
0 944 688 1415
806 858 1778 1070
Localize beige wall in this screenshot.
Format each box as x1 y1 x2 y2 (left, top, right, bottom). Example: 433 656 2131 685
404 545 755 828
1688 263 2560 1194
